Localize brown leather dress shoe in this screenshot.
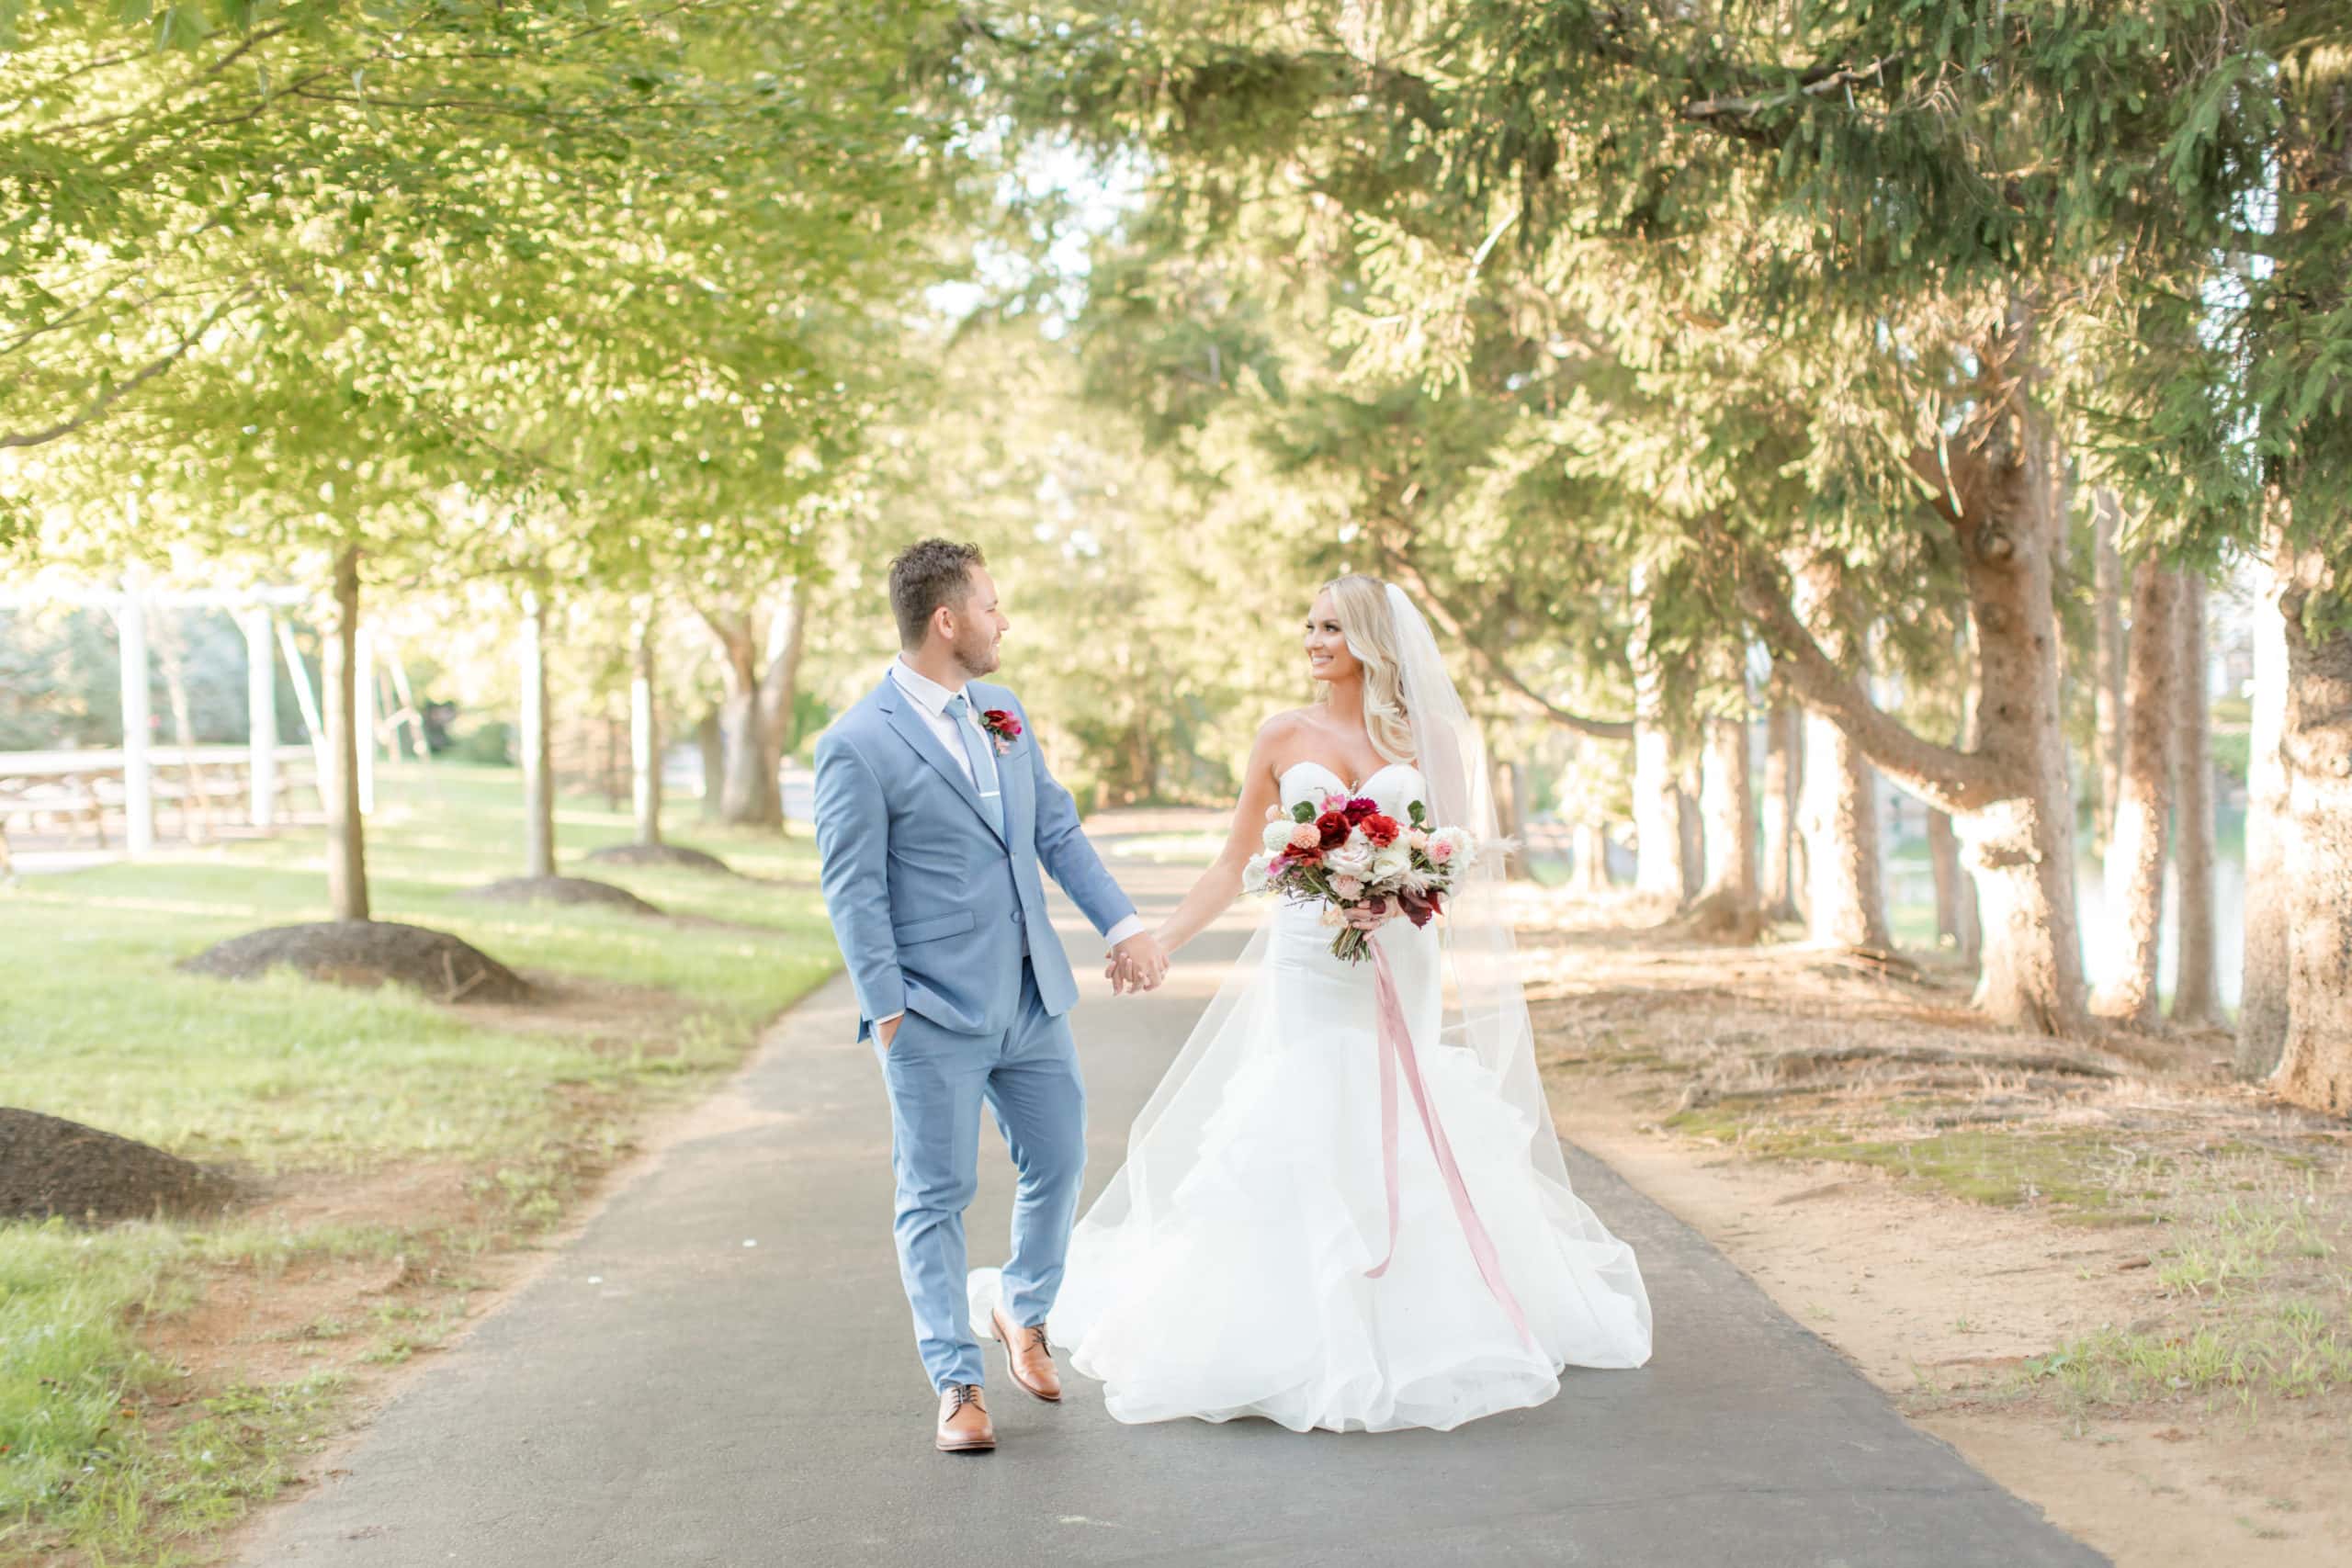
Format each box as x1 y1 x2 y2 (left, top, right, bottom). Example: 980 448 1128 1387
935 1383 995 1452
991 1304 1063 1403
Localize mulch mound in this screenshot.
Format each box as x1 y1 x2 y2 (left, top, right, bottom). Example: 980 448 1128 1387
178 919 535 1004
0 1107 241 1224
582 842 737 876
458 875 663 916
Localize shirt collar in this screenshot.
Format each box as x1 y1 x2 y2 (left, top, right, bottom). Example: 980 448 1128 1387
889 656 967 717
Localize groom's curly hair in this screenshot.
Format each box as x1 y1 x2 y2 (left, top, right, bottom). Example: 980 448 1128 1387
888 537 987 649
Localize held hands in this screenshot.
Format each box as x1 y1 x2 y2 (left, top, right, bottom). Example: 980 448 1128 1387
1104 931 1170 996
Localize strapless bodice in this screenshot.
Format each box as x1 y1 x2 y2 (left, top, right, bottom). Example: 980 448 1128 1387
1278 760 1425 819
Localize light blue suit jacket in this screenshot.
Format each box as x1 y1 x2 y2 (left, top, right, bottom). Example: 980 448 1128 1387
812 672 1135 1041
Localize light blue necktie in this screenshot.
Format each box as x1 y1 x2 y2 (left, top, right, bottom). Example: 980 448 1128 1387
941 694 1004 838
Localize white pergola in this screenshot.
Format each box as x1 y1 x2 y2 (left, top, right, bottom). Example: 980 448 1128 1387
1 575 331 856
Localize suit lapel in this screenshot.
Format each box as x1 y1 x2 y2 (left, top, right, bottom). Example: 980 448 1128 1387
877 674 1007 845
974 685 1028 850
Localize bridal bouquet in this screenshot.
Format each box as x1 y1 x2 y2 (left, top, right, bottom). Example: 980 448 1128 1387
1243 790 1482 963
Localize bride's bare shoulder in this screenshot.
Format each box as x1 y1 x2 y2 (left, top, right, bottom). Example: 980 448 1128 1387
1251 707 1321 752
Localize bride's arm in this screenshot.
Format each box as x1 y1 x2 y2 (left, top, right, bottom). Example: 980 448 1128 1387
1152 719 1290 955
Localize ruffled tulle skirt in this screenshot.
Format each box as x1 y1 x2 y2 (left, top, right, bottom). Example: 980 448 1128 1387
972 906 1650 1435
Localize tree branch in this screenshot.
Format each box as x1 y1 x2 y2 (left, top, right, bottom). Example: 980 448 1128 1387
1736 555 2005 815
1 286 254 450
1385 551 1634 741
1679 52 1906 146
1903 442 1968 528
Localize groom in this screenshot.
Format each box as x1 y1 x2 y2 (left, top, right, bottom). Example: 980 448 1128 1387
812 538 1167 1453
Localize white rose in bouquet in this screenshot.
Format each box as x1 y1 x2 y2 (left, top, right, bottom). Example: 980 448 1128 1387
1371 841 1412 884
1323 830 1377 882
1242 852 1272 893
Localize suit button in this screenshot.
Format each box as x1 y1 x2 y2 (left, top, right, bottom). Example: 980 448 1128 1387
1012 909 1024 924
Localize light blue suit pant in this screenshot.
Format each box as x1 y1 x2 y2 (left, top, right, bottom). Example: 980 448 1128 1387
876 960 1085 1391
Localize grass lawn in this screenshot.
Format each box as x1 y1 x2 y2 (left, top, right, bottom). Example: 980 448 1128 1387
0 763 839 1563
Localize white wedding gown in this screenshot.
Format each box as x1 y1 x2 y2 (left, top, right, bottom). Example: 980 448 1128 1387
973 761 1651 1434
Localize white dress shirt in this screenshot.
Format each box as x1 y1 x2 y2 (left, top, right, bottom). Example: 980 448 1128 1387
889 657 993 790
876 659 1144 1028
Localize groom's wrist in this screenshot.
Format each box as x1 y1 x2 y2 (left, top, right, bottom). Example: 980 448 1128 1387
1103 914 1146 952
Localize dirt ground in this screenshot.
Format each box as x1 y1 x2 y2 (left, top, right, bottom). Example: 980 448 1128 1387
56 971 747 1568
1521 887 2352 1568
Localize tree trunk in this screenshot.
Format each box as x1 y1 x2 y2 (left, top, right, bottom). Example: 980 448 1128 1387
2271 536 2352 1116
1798 708 1889 952
1632 723 1682 898
695 707 724 822
1692 711 1760 938
1943 617 1984 969
1759 699 1801 920
1928 625 1984 968
2238 528 2292 1077
1943 338 2088 1032
1628 566 1685 900
2092 490 2127 847
757 578 808 834
1926 804 1982 965
1572 821 1611 892
611 709 630 808
2093 558 2178 1025
324 545 369 922
631 616 662 848
1514 761 1533 884
1788 554 1891 952
705 580 807 830
715 657 778 827
520 590 555 880
1747 314 2087 1031
2246 80 2346 1108
1676 757 1705 903
1491 754 1528 879
2169 573 2220 1026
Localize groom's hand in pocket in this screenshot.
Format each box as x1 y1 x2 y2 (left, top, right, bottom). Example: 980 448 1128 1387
876 1014 902 1050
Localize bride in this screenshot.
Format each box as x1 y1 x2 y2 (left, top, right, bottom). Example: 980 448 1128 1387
975 574 1651 1433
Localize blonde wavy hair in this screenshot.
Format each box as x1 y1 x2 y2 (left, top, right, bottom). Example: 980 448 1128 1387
1317 573 1414 763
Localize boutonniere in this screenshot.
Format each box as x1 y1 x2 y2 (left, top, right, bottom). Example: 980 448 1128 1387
979 708 1023 755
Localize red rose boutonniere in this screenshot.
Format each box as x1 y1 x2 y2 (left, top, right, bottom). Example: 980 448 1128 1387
979 708 1023 755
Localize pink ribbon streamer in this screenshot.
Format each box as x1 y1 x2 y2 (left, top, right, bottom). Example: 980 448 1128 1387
1363 937 1538 1352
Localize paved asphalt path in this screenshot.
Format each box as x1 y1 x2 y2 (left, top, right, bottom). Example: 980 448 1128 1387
235 833 2106 1568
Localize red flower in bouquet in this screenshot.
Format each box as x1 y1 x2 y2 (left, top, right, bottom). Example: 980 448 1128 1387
1314 809 1352 848
1360 813 1401 847
1276 842 1323 869
1342 795 1379 823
